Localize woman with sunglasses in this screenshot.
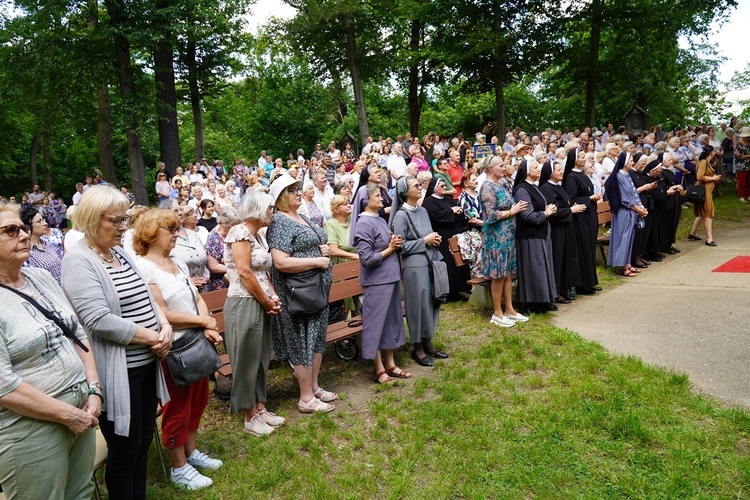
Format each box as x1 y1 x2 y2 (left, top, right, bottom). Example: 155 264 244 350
155 172 171 204
61 186 172 500
0 205 99 499
267 175 336 413
133 209 224 489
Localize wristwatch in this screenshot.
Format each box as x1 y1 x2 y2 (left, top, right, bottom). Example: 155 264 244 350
88 382 103 392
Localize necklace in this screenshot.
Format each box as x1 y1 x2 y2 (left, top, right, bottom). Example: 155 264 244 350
87 244 115 263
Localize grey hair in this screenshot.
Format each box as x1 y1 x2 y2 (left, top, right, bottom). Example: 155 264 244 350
238 190 274 224
216 206 240 226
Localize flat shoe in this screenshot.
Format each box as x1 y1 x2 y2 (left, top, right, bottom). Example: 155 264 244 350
547 304 559 311
385 365 412 379
312 388 338 402
632 263 648 269
554 296 572 304
411 351 434 367
705 241 717 247
687 234 702 241
298 397 335 413
426 350 449 359
670 246 681 253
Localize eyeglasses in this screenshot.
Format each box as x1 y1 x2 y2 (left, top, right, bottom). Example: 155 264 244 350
286 186 301 194
408 184 421 190
32 217 46 225
161 225 180 234
100 214 130 226
0 224 27 237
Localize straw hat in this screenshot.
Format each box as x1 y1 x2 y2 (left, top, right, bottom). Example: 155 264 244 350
739 126 750 138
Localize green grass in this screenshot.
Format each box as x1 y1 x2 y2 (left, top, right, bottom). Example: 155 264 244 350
107 191 750 498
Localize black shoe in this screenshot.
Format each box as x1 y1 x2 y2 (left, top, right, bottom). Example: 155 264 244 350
665 248 677 255
411 351 434 367
547 303 559 311
687 234 702 241
632 263 648 269
656 253 666 259
705 240 717 247
426 349 449 359
593 286 602 292
576 286 596 295
641 259 652 265
555 296 572 304
563 294 576 301
670 246 681 253
646 253 663 262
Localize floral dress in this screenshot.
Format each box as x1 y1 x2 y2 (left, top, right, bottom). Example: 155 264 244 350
266 212 332 366
478 179 517 279
735 141 750 173
457 191 484 278
204 229 227 291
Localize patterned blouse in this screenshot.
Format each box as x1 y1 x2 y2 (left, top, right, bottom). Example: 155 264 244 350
735 140 750 173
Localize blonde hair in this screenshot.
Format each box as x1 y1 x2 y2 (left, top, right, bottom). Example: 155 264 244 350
330 194 350 213
132 209 179 256
73 186 129 237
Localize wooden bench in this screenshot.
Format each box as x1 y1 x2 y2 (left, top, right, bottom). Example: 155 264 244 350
596 200 612 262
202 261 366 397
447 236 491 287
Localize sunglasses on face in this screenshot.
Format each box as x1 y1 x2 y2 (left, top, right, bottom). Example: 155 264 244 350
101 214 130 226
0 224 27 237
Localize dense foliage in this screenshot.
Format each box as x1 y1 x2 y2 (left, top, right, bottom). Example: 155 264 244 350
0 0 739 200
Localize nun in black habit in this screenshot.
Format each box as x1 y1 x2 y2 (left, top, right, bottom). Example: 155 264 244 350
539 161 585 303
642 158 669 262
629 153 657 268
563 148 602 294
422 176 471 300
512 160 558 313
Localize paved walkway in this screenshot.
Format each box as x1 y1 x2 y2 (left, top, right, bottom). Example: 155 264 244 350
553 227 750 408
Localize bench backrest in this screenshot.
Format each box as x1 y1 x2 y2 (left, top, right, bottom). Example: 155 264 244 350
597 200 612 225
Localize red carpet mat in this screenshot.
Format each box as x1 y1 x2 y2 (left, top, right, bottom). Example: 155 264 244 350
712 256 750 273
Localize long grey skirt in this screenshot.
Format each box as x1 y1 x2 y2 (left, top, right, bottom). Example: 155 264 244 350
402 266 440 344
360 281 405 359
515 236 557 303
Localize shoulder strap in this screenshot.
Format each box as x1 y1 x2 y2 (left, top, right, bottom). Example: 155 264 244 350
0 281 88 352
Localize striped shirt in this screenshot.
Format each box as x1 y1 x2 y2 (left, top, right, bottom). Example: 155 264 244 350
106 257 158 368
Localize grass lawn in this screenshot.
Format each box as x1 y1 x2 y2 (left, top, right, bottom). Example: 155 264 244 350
130 186 750 499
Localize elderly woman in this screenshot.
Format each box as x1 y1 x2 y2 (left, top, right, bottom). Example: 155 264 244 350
224 191 285 435
354 183 408 383
325 195 358 264
182 204 209 244
421 177 470 301
20 205 62 283
213 184 234 209
0 206 99 499
604 153 648 276
512 160 558 313
161 199 210 291
479 156 528 328
133 210 223 490
204 206 240 291
267 175 335 413
61 186 171 500
298 182 325 228
225 180 241 206
391 176 447 365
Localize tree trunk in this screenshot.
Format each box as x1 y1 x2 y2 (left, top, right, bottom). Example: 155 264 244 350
408 19 421 138
154 38 181 178
42 131 52 192
89 0 116 184
324 58 347 120
97 84 117 184
584 0 603 128
344 14 369 139
29 133 39 187
493 72 505 138
106 0 148 204
186 39 204 162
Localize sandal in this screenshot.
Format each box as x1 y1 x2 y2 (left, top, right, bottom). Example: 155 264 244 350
298 397 335 413
621 269 637 277
375 370 395 385
626 266 641 274
312 387 338 402
385 365 412 379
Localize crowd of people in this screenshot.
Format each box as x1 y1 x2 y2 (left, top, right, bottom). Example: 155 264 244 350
0 119 743 496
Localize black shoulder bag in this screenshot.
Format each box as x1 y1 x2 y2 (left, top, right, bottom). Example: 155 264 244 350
0 281 89 352
401 209 450 303
283 218 329 315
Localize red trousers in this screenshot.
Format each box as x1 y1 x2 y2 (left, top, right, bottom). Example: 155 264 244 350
737 171 750 199
160 360 209 449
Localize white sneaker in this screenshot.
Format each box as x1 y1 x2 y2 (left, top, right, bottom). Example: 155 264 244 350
171 463 213 490
244 413 275 437
187 449 223 470
490 314 516 328
505 312 529 323
257 408 286 427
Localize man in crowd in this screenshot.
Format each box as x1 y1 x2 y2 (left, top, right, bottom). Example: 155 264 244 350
72 183 84 205
28 185 44 206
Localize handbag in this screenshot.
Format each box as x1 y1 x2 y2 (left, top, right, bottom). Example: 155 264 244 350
401 209 450 303
685 184 706 204
284 269 328 314
283 218 329 315
165 328 223 387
